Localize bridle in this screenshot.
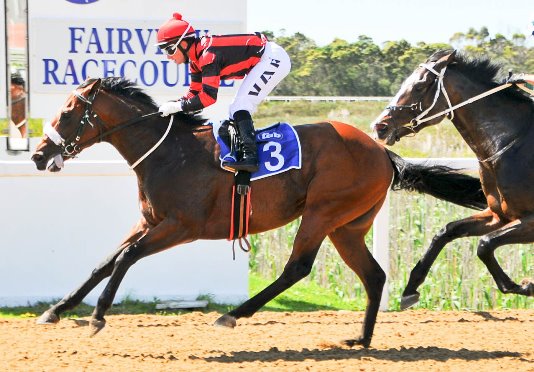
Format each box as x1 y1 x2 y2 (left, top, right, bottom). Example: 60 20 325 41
386 63 513 133
43 78 166 169
386 64 455 133
44 79 160 159
43 79 104 157
383 61 526 163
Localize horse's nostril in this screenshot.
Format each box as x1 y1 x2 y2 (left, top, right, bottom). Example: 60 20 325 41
374 123 388 134
31 151 44 162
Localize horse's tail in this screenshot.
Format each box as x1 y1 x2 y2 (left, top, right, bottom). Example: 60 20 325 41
385 149 487 210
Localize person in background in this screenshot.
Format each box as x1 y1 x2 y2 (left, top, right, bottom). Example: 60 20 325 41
9 72 27 137
156 13 291 173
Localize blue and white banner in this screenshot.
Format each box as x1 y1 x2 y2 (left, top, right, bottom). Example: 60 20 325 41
0 0 6 118
28 0 246 119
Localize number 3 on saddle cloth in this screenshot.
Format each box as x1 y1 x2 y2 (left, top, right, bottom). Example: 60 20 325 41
213 121 302 180
211 120 302 251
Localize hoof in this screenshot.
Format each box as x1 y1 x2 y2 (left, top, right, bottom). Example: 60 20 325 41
400 292 420 310
89 318 106 337
36 310 60 325
214 314 237 328
519 279 534 296
343 337 371 348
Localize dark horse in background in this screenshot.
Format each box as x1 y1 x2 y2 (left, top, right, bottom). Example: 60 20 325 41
31 77 485 347
372 49 534 309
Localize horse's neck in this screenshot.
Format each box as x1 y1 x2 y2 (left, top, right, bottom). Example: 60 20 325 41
447 77 528 160
95 94 217 175
106 115 216 175
109 116 176 169
94 95 171 169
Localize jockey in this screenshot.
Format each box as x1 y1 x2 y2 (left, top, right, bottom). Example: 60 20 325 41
156 13 291 173
10 72 27 137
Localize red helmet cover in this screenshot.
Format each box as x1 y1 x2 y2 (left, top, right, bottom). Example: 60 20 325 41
157 13 196 45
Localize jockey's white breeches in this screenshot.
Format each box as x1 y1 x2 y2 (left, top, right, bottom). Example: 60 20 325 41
229 41 291 119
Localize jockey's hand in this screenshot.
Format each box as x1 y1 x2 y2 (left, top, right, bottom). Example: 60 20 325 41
507 73 526 85
158 101 183 117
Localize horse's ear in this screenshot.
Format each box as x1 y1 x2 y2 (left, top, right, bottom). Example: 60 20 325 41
428 49 455 64
446 50 457 63
433 49 456 69
79 77 98 89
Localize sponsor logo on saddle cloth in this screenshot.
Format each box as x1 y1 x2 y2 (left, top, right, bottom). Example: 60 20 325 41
212 122 302 180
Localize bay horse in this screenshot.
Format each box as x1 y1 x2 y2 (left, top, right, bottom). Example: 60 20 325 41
9 78 27 137
31 77 485 347
372 50 534 309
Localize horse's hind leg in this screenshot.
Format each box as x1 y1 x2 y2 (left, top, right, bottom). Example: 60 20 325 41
401 210 498 309
477 218 534 296
328 223 385 348
36 224 147 324
215 215 325 327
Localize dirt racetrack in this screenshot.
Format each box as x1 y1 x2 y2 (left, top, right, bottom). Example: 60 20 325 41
1 309 532 371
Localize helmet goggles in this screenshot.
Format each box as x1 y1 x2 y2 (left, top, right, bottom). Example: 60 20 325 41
159 24 193 56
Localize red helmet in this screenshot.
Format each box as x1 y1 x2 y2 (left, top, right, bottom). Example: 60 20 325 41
156 13 196 47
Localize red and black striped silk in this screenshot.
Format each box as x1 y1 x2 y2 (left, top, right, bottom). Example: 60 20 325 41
181 33 267 113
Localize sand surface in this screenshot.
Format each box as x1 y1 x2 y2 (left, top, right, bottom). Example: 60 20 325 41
1 309 532 371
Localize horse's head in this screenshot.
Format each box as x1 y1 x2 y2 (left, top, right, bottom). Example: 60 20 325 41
372 50 457 145
32 78 103 172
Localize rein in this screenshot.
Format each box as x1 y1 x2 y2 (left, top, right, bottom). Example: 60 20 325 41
44 83 166 169
387 64 527 163
11 119 27 129
390 63 513 132
11 95 26 104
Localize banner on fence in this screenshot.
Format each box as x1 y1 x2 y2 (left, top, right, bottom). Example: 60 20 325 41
28 0 246 119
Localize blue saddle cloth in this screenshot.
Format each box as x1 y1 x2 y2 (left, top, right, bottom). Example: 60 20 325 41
212 121 302 181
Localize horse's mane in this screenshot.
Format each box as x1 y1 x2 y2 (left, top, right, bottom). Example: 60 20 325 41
450 53 532 104
99 77 208 126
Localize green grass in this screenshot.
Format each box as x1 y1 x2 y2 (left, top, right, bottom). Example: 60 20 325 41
0 272 359 319
0 118 43 137
248 272 360 311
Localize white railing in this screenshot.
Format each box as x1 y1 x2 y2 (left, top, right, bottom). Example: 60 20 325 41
0 159 249 307
266 96 391 102
0 153 479 310
373 157 479 310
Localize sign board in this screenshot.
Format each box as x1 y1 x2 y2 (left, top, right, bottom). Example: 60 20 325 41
28 0 247 120
0 0 7 118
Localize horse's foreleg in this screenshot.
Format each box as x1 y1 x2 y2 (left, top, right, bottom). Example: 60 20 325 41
329 224 385 348
37 249 122 325
401 211 497 310
215 217 324 328
477 218 534 297
89 219 187 336
37 224 148 325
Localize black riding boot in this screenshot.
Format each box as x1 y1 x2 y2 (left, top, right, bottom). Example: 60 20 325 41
225 119 259 173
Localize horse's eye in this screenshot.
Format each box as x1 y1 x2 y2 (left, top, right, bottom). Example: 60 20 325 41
61 111 72 119
413 80 427 92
